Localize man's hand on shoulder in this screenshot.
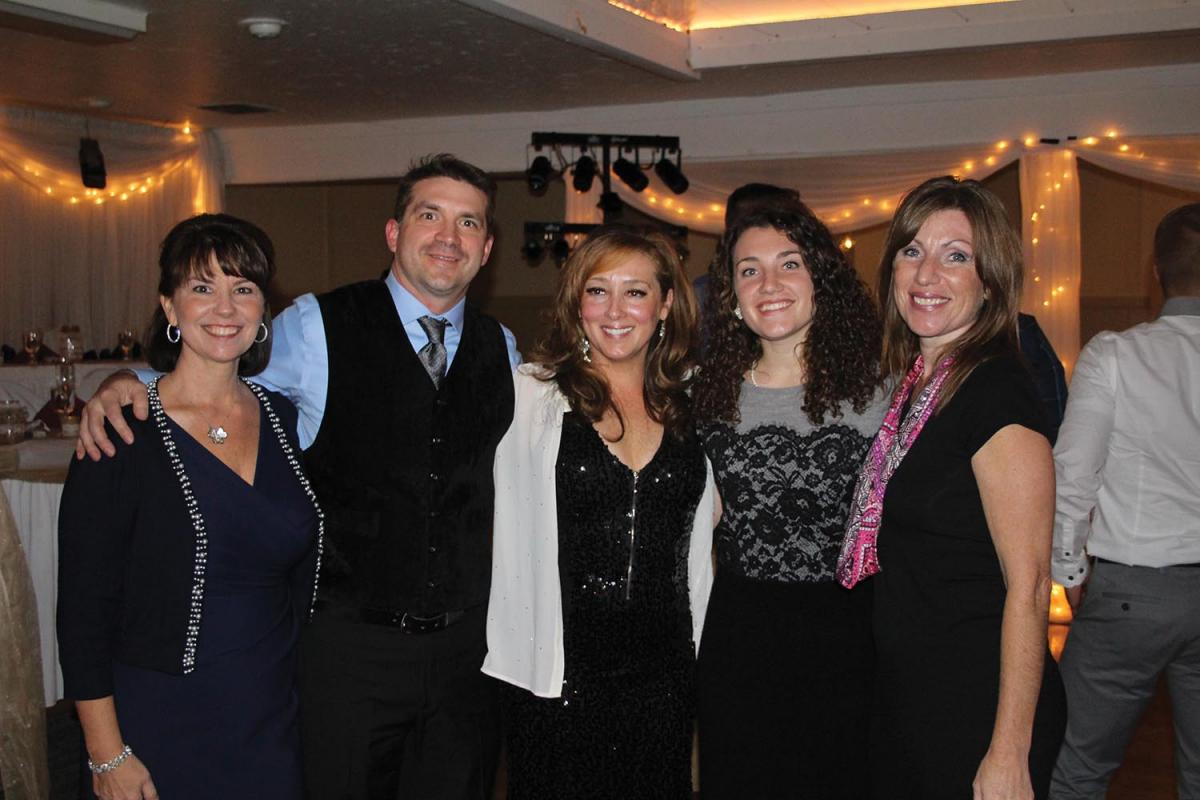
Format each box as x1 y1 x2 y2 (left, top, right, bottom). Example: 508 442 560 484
76 370 150 461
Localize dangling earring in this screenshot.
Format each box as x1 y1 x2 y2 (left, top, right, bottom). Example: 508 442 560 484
255 321 270 343
657 320 666 340
733 306 743 320
580 337 592 363
166 323 181 344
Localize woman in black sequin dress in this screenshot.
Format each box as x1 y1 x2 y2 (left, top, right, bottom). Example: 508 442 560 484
485 227 716 800
691 205 885 798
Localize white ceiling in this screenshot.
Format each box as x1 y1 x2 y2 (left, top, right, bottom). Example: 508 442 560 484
0 0 1198 130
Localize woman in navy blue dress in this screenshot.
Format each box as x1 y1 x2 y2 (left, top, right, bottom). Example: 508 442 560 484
58 214 321 800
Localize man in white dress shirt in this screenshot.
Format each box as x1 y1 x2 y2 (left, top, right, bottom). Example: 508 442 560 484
1049 202 1200 799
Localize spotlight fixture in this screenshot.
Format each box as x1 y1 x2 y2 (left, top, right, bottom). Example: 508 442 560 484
572 154 597 193
522 221 688 267
552 238 571 268
612 155 648 193
79 137 106 189
526 133 685 221
527 155 554 195
521 237 544 262
654 154 689 195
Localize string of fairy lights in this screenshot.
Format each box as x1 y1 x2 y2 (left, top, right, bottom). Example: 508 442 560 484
0 122 201 210
631 127 1185 260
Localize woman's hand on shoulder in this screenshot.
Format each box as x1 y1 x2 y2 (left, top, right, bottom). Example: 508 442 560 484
972 747 1033 800
93 753 158 800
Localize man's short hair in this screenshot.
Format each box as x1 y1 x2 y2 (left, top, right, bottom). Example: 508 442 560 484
725 183 806 228
1155 202 1200 296
393 153 497 235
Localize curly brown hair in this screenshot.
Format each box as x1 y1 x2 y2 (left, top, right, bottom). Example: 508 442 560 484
529 226 698 440
693 208 882 425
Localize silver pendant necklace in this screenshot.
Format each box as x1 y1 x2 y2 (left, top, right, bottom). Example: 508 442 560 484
207 425 229 445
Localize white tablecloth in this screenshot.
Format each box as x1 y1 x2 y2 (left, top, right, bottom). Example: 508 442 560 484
0 439 75 705
0 361 147 416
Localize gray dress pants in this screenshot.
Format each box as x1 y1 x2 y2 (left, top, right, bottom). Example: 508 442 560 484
1050 560 1200 800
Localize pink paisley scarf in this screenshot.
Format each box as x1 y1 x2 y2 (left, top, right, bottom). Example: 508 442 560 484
836 353 954 589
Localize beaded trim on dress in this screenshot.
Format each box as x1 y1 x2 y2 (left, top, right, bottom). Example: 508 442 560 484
147 377 324 674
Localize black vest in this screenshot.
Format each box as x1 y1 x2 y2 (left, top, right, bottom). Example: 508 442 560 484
303 280 515 614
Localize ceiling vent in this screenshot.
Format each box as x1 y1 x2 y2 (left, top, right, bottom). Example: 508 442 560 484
197 103 277 115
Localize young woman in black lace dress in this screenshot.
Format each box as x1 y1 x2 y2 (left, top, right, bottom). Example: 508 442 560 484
692 206 886 798
484 227 717 799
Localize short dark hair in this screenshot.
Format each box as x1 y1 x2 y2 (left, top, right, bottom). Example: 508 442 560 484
725 183 806 228
145 213 276 376
392 153 497 234
1154 202 1200 296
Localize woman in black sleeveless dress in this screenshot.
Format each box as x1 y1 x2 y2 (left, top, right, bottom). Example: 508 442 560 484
839 177 1066 799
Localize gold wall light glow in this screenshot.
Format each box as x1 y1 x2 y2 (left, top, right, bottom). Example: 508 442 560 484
684 0 1020 30
606 1 687 31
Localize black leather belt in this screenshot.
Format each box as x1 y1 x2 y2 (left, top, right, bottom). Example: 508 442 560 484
1096 557 1200 569
313 601 470 634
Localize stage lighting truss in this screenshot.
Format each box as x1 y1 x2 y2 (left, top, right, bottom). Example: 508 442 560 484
522 221 689 268
526 132 688 205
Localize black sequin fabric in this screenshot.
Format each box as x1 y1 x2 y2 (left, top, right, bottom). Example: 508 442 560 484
504 412 706 800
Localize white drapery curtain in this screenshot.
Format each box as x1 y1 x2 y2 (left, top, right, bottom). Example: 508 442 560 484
1020 149 1082 373
612 134 1200 371
0 106 224 352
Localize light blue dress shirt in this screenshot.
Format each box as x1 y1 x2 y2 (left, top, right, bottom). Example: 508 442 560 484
258 272 520 448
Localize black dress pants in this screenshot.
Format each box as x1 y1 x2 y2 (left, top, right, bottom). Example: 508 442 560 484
299 606 499 800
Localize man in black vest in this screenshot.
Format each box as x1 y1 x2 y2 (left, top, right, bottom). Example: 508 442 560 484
77 155 518 799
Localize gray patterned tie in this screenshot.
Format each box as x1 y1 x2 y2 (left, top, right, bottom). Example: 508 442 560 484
417 316 448 389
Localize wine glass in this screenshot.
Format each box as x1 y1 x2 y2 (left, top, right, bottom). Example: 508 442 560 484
118 329 135 360
23 329 41 363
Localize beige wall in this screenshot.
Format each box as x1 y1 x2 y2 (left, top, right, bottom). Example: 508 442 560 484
229 162 1198 356
1077 160 1200 342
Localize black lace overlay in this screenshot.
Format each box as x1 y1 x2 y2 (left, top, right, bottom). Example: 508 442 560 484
701 419 873 583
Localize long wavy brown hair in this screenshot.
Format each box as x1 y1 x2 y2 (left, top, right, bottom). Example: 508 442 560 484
530 226 698 440
693 207 881 425
878 176 1022 409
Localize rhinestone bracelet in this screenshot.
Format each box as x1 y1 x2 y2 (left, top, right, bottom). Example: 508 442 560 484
88 744 133 774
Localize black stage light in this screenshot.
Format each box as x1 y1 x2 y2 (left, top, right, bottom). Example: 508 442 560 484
552 237 571 268
527 155 554 194
572 154 597 193
612 156 648 192
79 137 106 189
521 237 544 262
598 191 623 215
654 155 689 194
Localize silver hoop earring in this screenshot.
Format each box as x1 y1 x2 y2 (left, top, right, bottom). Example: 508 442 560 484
166 323 181 344
255 322 269 343
733 306 743 321
657 320 665 340
580 337 592 363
